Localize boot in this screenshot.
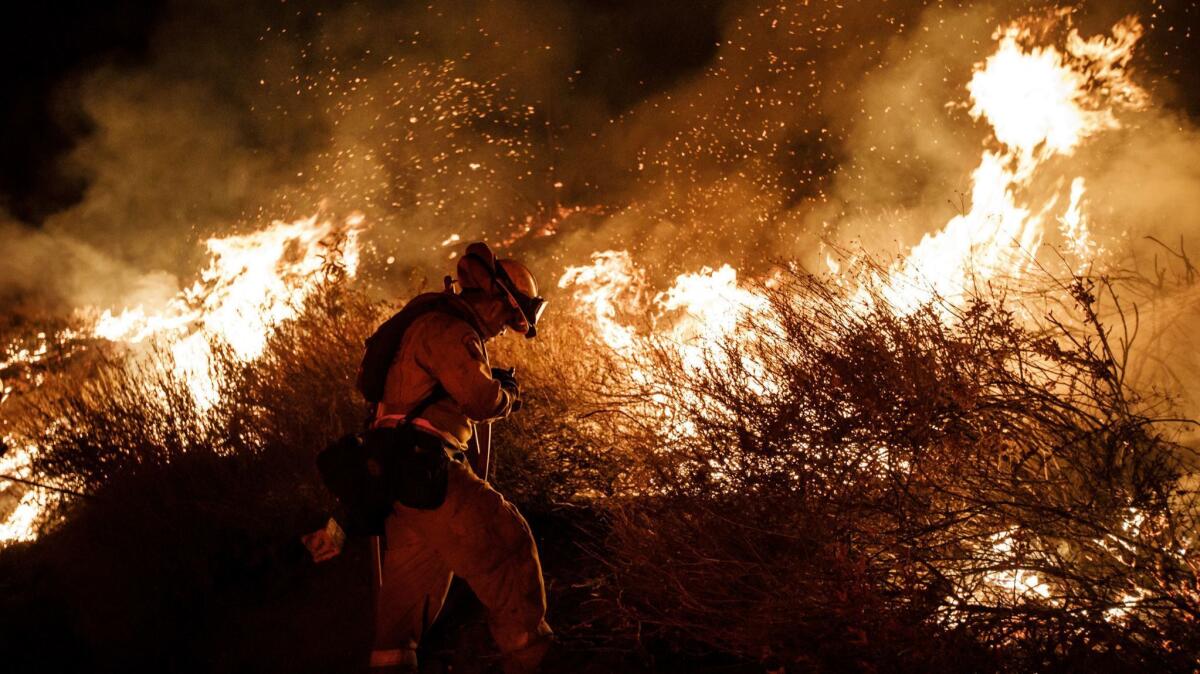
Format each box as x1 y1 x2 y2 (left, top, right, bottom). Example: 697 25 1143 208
369 647 418 673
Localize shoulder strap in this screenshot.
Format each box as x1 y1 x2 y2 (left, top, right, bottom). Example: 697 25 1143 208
400 384 447 426
430 292 487 344
358 291 486 404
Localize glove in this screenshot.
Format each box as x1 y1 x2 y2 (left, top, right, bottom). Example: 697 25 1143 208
300 517 345 563
491 366 519 392
492 367 523 411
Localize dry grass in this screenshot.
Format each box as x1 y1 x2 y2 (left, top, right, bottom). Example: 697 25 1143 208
0 281 388 672
19 281 375 493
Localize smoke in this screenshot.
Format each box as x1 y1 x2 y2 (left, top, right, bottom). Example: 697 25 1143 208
825 1 1200 420
1080 110 1200 417
4 0 1199 343
4 0 639 306
0 215 179 323
2 0 921 303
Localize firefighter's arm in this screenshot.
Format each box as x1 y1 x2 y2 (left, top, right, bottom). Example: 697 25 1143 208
419 317 516 421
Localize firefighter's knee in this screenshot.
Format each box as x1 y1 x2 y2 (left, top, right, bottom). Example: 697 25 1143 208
461 493 535 577
448 465 530 549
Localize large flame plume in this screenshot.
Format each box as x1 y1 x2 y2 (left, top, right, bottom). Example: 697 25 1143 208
559 13 1152 607
563 13 1145 370
878 14 1145 312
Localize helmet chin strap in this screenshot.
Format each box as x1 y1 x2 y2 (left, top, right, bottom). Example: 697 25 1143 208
493 282 529 334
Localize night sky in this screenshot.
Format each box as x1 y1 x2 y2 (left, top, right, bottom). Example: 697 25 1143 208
4 1 1197 225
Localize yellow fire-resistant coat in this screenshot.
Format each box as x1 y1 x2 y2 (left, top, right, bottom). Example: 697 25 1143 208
370 309 551 672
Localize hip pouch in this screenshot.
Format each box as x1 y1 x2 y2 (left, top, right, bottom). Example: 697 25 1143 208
316 428 450 536
365 425 451 511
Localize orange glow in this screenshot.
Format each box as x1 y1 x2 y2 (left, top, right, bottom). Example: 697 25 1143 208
560 13 1151 612
879 15 1144 312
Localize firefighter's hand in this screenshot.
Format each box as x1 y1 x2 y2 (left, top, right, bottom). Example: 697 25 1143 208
491 366 519 390
301 518 345 563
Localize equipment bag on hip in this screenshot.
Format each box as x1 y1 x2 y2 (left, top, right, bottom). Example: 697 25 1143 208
319 290 478 535
316 425 451 536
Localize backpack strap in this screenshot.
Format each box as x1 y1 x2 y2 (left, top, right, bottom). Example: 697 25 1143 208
358 290 487 406
399 384 447 426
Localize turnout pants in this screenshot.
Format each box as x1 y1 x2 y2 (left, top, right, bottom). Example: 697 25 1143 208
370 459 551 672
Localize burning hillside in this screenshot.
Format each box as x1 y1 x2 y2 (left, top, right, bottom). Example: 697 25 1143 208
1 2 1200 672
557 11 1150 419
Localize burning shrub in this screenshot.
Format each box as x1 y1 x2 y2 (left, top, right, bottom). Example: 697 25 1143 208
602 266 1200 672
0 277 646 671
488 316 638 506
0 281 384 671
11 244 1199 673
19 281 374 496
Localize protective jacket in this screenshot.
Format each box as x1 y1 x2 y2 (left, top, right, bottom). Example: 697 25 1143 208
370 300 550 674
374 310 517 448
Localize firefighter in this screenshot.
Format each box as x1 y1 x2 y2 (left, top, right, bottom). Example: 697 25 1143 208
305 242 551 673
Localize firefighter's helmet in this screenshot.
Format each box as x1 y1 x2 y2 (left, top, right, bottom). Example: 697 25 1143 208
457 242 547 338
494 258 545 337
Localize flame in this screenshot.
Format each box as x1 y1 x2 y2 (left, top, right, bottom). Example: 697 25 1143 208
566 14 1147 348
557 250 647 357
1058 177 1097 267
1 336 48 406
559 251 769 372
560 13 1151 612
0 490 46 544
94 212 363 407
559 251 773 442
0 211 364 545
879 15 1145 312
656 264 771 375
976 528 1052 603
969 25 1117 168
0 437 62 545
